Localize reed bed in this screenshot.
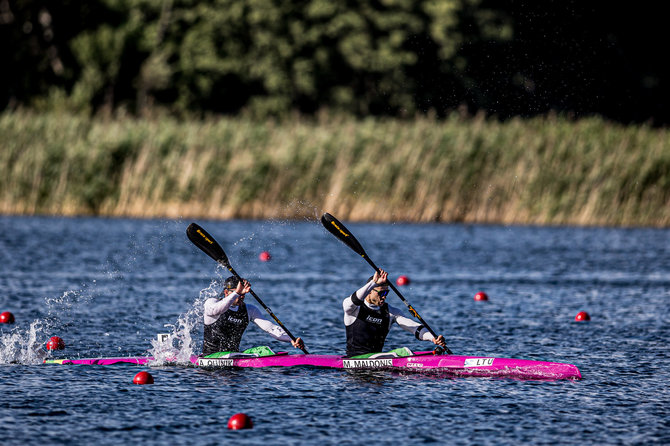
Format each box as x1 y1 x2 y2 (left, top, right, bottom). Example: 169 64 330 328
1 110 668 226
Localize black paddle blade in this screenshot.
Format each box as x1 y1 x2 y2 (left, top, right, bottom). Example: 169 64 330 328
320 213 367 257
186 223 230 267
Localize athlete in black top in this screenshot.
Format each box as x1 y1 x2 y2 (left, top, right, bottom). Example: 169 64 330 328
343 270 446 357
203 276 304 355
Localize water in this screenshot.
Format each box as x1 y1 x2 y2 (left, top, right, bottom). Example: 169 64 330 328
1 216 668 445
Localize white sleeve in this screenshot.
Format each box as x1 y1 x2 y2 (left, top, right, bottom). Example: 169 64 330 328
203 293 239 325
388 305 435 341
343 280 377 326
247 304 292 342
355 280 377 302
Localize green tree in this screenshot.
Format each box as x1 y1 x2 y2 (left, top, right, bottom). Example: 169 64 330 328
2 0 510 117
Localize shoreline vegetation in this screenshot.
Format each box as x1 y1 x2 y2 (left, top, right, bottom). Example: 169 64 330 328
1 110 669 227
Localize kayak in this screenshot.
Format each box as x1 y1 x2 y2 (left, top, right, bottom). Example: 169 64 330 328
198 352 581 380
44 352 582 380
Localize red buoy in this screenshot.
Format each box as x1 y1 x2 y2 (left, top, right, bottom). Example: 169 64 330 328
575 311 591 322
259 251 271 262
133 371 154 385
396 275 410 286
0 311 15 324
45 336 65 350
474 291 489 301
228 413 253 430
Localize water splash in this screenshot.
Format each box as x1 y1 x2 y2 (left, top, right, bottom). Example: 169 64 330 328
0 288 91 365
0 320 46 364
148 279 221 365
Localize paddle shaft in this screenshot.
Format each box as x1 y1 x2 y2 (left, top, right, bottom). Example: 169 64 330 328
223 263 308 354
362 256 440 337
358 256 451 354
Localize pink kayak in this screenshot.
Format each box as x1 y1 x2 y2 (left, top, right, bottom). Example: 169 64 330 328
45 351 581 380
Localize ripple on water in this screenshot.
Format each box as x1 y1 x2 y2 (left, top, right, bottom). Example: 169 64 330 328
0 217 669 445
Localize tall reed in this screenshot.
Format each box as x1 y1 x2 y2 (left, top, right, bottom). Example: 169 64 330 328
1 110 668 226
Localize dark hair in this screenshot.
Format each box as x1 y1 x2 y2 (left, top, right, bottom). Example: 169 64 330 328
367 275 389 286
224 276 240 289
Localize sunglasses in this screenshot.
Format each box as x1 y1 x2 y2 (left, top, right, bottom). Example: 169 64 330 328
374 289 390 297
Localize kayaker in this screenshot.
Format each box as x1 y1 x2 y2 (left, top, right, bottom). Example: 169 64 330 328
203 276 305 355
343 269 447 357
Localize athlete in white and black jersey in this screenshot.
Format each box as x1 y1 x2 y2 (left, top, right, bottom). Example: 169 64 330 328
343 269 446 357
203 276 304 355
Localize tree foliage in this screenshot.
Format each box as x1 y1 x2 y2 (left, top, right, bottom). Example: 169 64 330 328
1 0 667 123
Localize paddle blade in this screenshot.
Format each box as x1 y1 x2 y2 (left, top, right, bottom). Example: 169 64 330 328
186 223 230 267
320 213 367 257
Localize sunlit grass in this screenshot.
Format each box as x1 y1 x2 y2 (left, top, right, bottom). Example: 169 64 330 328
1 110 668 226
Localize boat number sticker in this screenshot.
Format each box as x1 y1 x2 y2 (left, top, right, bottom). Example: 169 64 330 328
406 362 423 368
464 358 494 367
342 359 393 369
198 358 234 367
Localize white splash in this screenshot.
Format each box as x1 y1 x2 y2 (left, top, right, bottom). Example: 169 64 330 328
148 279 220 366
0 320 47 365
0 288 89 365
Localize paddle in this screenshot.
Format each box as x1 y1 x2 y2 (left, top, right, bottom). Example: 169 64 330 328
320 212 452 354
186 222 309 354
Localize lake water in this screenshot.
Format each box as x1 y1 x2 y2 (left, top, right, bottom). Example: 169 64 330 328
1 216 668 445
